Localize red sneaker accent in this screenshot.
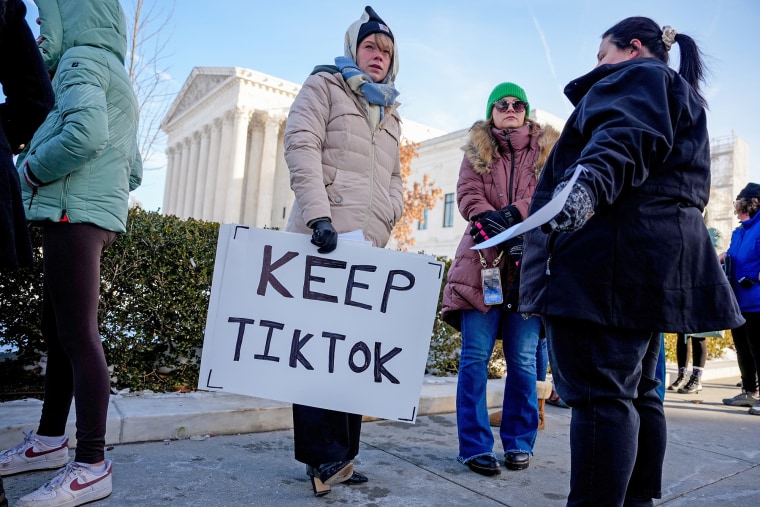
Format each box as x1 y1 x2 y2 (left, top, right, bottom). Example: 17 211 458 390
70 468 111 492
24 440 68 458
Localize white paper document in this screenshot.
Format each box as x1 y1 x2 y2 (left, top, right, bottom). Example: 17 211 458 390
339 229 371 246
472 164 586 250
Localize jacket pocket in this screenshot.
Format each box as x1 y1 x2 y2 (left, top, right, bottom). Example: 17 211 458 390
324 167 345 206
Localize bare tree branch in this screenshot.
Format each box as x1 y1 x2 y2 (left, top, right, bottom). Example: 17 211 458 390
123 0 176 167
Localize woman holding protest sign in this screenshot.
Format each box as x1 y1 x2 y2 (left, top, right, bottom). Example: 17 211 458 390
282 5 403 497
441 82 558 475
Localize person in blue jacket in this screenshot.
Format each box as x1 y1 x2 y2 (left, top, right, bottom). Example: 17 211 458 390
0 1 141 506
519 16 744 507
720 183 760 414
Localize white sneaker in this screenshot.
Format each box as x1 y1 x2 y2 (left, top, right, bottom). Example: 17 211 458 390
16 460 112 507
0 430 69 476
749 401 760 416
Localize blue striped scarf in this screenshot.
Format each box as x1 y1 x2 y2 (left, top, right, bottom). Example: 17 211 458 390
335 56 399 110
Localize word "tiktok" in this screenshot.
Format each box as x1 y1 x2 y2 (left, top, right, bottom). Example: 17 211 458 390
227 317 402 384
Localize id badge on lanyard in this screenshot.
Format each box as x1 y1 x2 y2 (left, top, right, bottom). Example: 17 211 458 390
480 250 505 306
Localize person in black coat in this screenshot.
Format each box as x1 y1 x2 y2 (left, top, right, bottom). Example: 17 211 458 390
0 2 54 504
519 16 744 507
0 0 54 269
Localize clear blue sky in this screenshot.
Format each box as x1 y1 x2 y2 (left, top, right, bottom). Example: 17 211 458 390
22 0 760 211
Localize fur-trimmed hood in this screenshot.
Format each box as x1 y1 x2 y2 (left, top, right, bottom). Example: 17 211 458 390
462 119 560 177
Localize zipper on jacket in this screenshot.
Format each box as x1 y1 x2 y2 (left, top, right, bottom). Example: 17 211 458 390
545 231 558 275
28 188 37 210
60 174 71 222
364 130 377 233
505 130 516 204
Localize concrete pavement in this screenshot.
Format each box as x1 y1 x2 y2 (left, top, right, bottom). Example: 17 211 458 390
2 360 759 506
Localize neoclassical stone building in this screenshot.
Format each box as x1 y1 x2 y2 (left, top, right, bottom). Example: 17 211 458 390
160 67 443 229
161 67 296 228
161 67 749 258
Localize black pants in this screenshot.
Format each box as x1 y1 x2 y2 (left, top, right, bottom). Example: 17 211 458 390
545 316 665 506
292 404 361 466
37 223 116 464
732 312 760 392
675 333 706 369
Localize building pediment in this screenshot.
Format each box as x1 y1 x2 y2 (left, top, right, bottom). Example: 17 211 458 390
162 67 238 129
162 67 304 131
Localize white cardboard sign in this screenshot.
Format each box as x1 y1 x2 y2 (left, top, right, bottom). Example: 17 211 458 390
198 225 444 423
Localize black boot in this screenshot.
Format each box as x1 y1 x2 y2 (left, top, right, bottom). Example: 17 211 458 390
678 372 703 394
667 368 687 390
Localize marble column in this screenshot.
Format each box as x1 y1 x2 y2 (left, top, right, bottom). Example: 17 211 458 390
176 138 192 218
202 117 223 221
169 140 187 216
223 107 251 224
162 146 176 214
213 111 235 222
192 125 211 219
182 132 201 218
255 115 282 227
242 114 265 226
271 119 291 229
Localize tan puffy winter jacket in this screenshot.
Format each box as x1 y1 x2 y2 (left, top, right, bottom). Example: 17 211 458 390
284 70 403 248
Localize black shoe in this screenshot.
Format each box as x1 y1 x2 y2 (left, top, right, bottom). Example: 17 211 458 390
307 461 354 486
677 373 702 394
346 471 368 484
667 372 686 391
465 455 501 476
505 451 530 471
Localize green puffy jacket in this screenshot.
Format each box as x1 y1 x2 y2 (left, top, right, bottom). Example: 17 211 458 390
17 0 141 233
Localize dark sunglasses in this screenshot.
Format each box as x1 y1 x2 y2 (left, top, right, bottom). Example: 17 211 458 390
493 99 527 113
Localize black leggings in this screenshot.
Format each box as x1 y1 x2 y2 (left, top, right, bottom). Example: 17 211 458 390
37 223 116 464
675 333 706 370
732 312 760 393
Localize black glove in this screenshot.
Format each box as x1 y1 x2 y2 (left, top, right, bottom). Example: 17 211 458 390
469 205 521 244
499 235 523 263
310 219 338 254
541 181 594 233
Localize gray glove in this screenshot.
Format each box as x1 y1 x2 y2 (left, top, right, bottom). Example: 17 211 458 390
542 181 594 233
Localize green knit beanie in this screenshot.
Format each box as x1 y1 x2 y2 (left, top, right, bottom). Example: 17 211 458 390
485 82 530 119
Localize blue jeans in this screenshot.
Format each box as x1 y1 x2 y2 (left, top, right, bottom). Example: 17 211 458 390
457 309 540 461
545 316 665 507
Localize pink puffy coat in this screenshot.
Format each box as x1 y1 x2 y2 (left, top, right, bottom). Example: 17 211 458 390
441 119 558 329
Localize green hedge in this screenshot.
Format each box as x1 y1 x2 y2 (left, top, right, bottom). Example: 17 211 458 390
0 210 736 399
0 208 218 395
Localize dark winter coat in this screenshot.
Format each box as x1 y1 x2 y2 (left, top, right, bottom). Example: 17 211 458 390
0 0 54 267
441 119 559 329
519 58 744 333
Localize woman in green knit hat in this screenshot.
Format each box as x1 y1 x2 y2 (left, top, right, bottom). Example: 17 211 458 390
441 82 558 475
